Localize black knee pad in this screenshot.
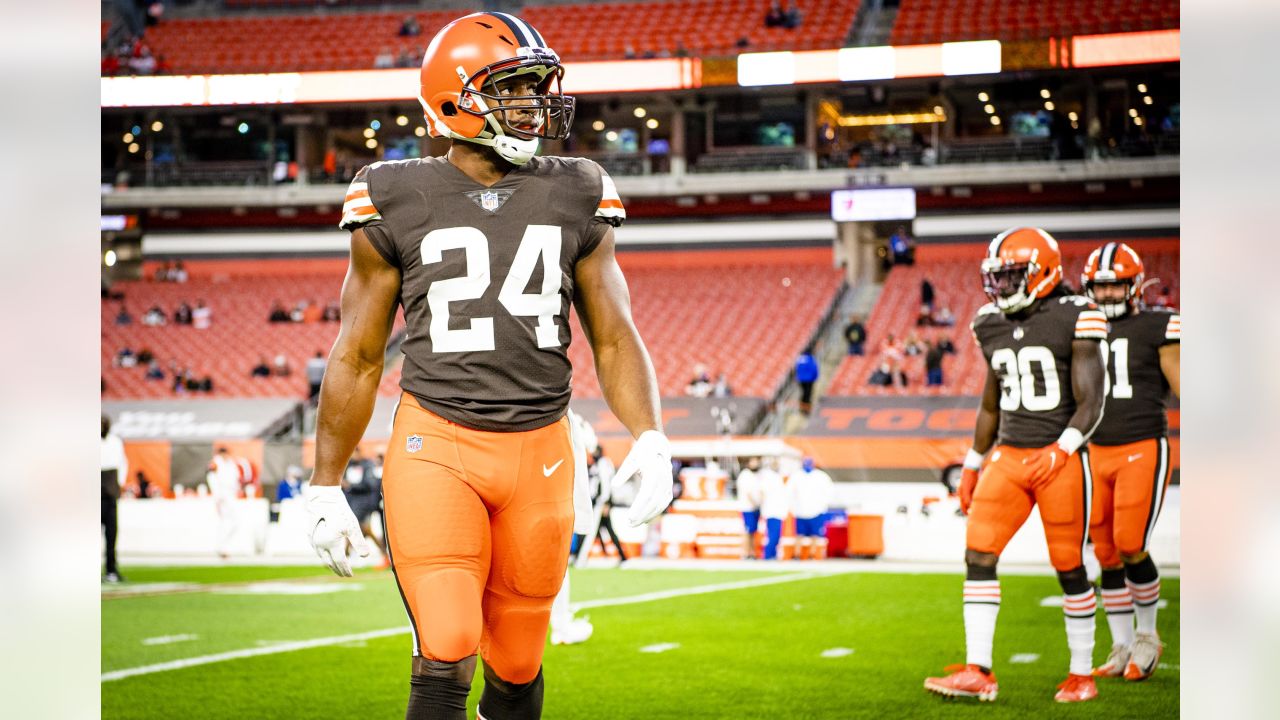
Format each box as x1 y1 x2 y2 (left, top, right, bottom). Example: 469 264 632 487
1124 554 1159 585
1100 566 1127 591
1056 566 1091 596
965 549 998 580
478 664 544 720
406 655 476 720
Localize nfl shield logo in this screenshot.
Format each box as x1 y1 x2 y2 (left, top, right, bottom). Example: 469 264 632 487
406 434 423 454
480 191 500 212
1013 327 1025 340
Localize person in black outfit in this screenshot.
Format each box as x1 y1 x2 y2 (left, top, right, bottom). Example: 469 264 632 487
591 447 627 561
101 416 127 583
843 315 867 355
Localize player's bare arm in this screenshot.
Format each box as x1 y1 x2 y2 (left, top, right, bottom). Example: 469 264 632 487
304 229 400 576
313 229 402 486
573 223 672 526
1067 338 1107 439
572 225 661 437
1159 343 1180 398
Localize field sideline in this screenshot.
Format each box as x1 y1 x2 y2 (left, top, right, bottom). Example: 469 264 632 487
102 564 1179 719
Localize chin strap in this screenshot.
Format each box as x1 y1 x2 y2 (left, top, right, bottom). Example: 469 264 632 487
459 133 539 166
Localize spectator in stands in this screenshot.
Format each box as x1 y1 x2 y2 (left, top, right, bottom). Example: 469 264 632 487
868 362 894 387
273 354 292 377
138 347 153 364
322 300 341 322
306 350 327 401
115 305 133 325
795 347 819 414
192 299 212 330
843 314 866 355
673 39 690 58
199 374 214 393
130 470 155 500
115 347 136 368
889 225 915 266
395 48 416 68
145 360 164 381
917 303 934 327
1153 286 1172 308
303 299 323 324
932 304 955 327
172 260 188 282
399 15 421 37
173 301 193 325
921 278 935 312
143 305 167 326
713 372 733 398
129 46 157 75
903 330 924 357
924 339 946 387
153 261 172 282
251 357 271 378
268 300 290 323
101 415 128 583
374 47 395 69
685 363 713 398
145 1 164 28
765 1 785 27
782 0 803 29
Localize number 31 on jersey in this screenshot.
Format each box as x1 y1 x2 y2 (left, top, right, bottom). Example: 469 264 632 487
420 225 562 353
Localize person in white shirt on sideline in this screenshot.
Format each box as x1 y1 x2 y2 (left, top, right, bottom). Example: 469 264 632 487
207 447 243 560
758 459 789 560
789 457 834 560
101 416 129 583
736 457 764 559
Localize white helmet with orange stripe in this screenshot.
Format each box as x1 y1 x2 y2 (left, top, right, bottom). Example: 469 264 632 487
1081 242 1145 319
980 227 1064 314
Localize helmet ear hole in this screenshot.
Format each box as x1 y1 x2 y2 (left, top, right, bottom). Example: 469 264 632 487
441 101 458 117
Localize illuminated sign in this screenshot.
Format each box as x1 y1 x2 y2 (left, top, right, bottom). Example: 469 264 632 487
831 188 917 222
1071 29 1180 68
741 40 1001 87
101 59 702 108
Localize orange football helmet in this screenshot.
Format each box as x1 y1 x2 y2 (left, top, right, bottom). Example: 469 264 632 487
1081 242 1145 319
980 227 1063 313
418 12 574 165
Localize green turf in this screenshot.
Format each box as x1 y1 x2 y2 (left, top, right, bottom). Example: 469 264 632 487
103 567 1178 719
106 564 361 586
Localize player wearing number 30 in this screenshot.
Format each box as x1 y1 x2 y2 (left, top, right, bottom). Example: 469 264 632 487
1080 242 1179 683
305 13 671 720
925 227 1107 704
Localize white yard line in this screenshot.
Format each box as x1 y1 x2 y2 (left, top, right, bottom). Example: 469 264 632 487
103 572 821 683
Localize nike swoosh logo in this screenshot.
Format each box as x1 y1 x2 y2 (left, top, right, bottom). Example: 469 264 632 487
1127 454 1144 462
542 460 564 477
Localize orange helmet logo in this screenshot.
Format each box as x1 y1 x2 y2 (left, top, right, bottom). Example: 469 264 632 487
1082 242 1145 318
980 227 1063 313
418 12 574 165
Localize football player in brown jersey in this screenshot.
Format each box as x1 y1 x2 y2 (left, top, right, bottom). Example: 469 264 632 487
301 13 672 719
925 228 1107 703
1080 242 1180 682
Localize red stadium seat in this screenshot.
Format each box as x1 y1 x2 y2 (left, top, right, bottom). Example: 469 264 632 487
890 0 1178 45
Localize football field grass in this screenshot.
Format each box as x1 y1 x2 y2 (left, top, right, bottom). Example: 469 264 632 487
102 565 1178 719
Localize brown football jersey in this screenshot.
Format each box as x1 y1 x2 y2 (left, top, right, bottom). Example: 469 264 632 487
338 155 626 432
970 293 1108 448
1090 307 1180 445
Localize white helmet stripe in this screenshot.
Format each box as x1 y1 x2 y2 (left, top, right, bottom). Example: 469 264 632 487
1100 242 1117 272
988 227 1016 259
492 11 539 48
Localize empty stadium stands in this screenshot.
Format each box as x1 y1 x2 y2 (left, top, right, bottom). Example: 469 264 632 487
119 0 860 75
890 0 1180 45
823 238 1180 397
103 249 845 402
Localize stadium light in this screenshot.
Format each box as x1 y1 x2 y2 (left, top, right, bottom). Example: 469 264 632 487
1044 101 1055 110
131 125 141 135
1143 95 1153 105
1129 108 1138 117
363 128 376 139
127 142 139 153
977 92 989 102
983 104 994 114
605 130 619 141
123 132 134 143
414 126 426 137
990 116 1001 126
104 250 117 267
1134 117 1144 126
151 120 163 132
633 107 647 118
1040 89 1051 99
933 105 944 115
396 115 408 126
646 118 659 129
237 122 249 134
836 111 946 127
1137 83 1148 93
370 120 381 130
365 138 377 149
591 120 605 131
1068 111 1078 121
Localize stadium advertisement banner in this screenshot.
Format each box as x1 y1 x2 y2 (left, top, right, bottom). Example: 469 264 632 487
104 399 299 440
831 188 917 222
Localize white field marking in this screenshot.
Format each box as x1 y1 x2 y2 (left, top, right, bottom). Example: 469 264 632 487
1010 653 1040 664
1040 596 1168 609
618 557 1179 578
103 582 200 597
570 572 817 612
820 647 854 658
104 572 821 682
639 643 680 654
102 628 408 682
211 582 365 596
141 634 199 646
1158 663 1179 671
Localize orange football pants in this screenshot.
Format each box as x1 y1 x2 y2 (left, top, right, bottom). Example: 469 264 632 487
967 444 1091 571
1088 437 1172 567
382 393 574 684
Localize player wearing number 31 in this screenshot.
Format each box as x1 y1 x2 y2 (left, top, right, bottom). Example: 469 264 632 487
304 13 671 720
1080 242 1179 683
925 227 1107 704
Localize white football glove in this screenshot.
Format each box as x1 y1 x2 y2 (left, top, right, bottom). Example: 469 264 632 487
612 431 673 527
304 485 369 577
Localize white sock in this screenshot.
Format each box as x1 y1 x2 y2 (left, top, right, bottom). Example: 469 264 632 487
1063 590 1097 676
963 580 1000 669
550 569 572 630
1100 586 1135 646
1128 577 1160 634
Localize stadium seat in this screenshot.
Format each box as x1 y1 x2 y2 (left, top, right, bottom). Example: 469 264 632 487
889 0 1179 45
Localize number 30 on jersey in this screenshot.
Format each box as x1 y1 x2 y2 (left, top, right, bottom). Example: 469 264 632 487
420 225 562 353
